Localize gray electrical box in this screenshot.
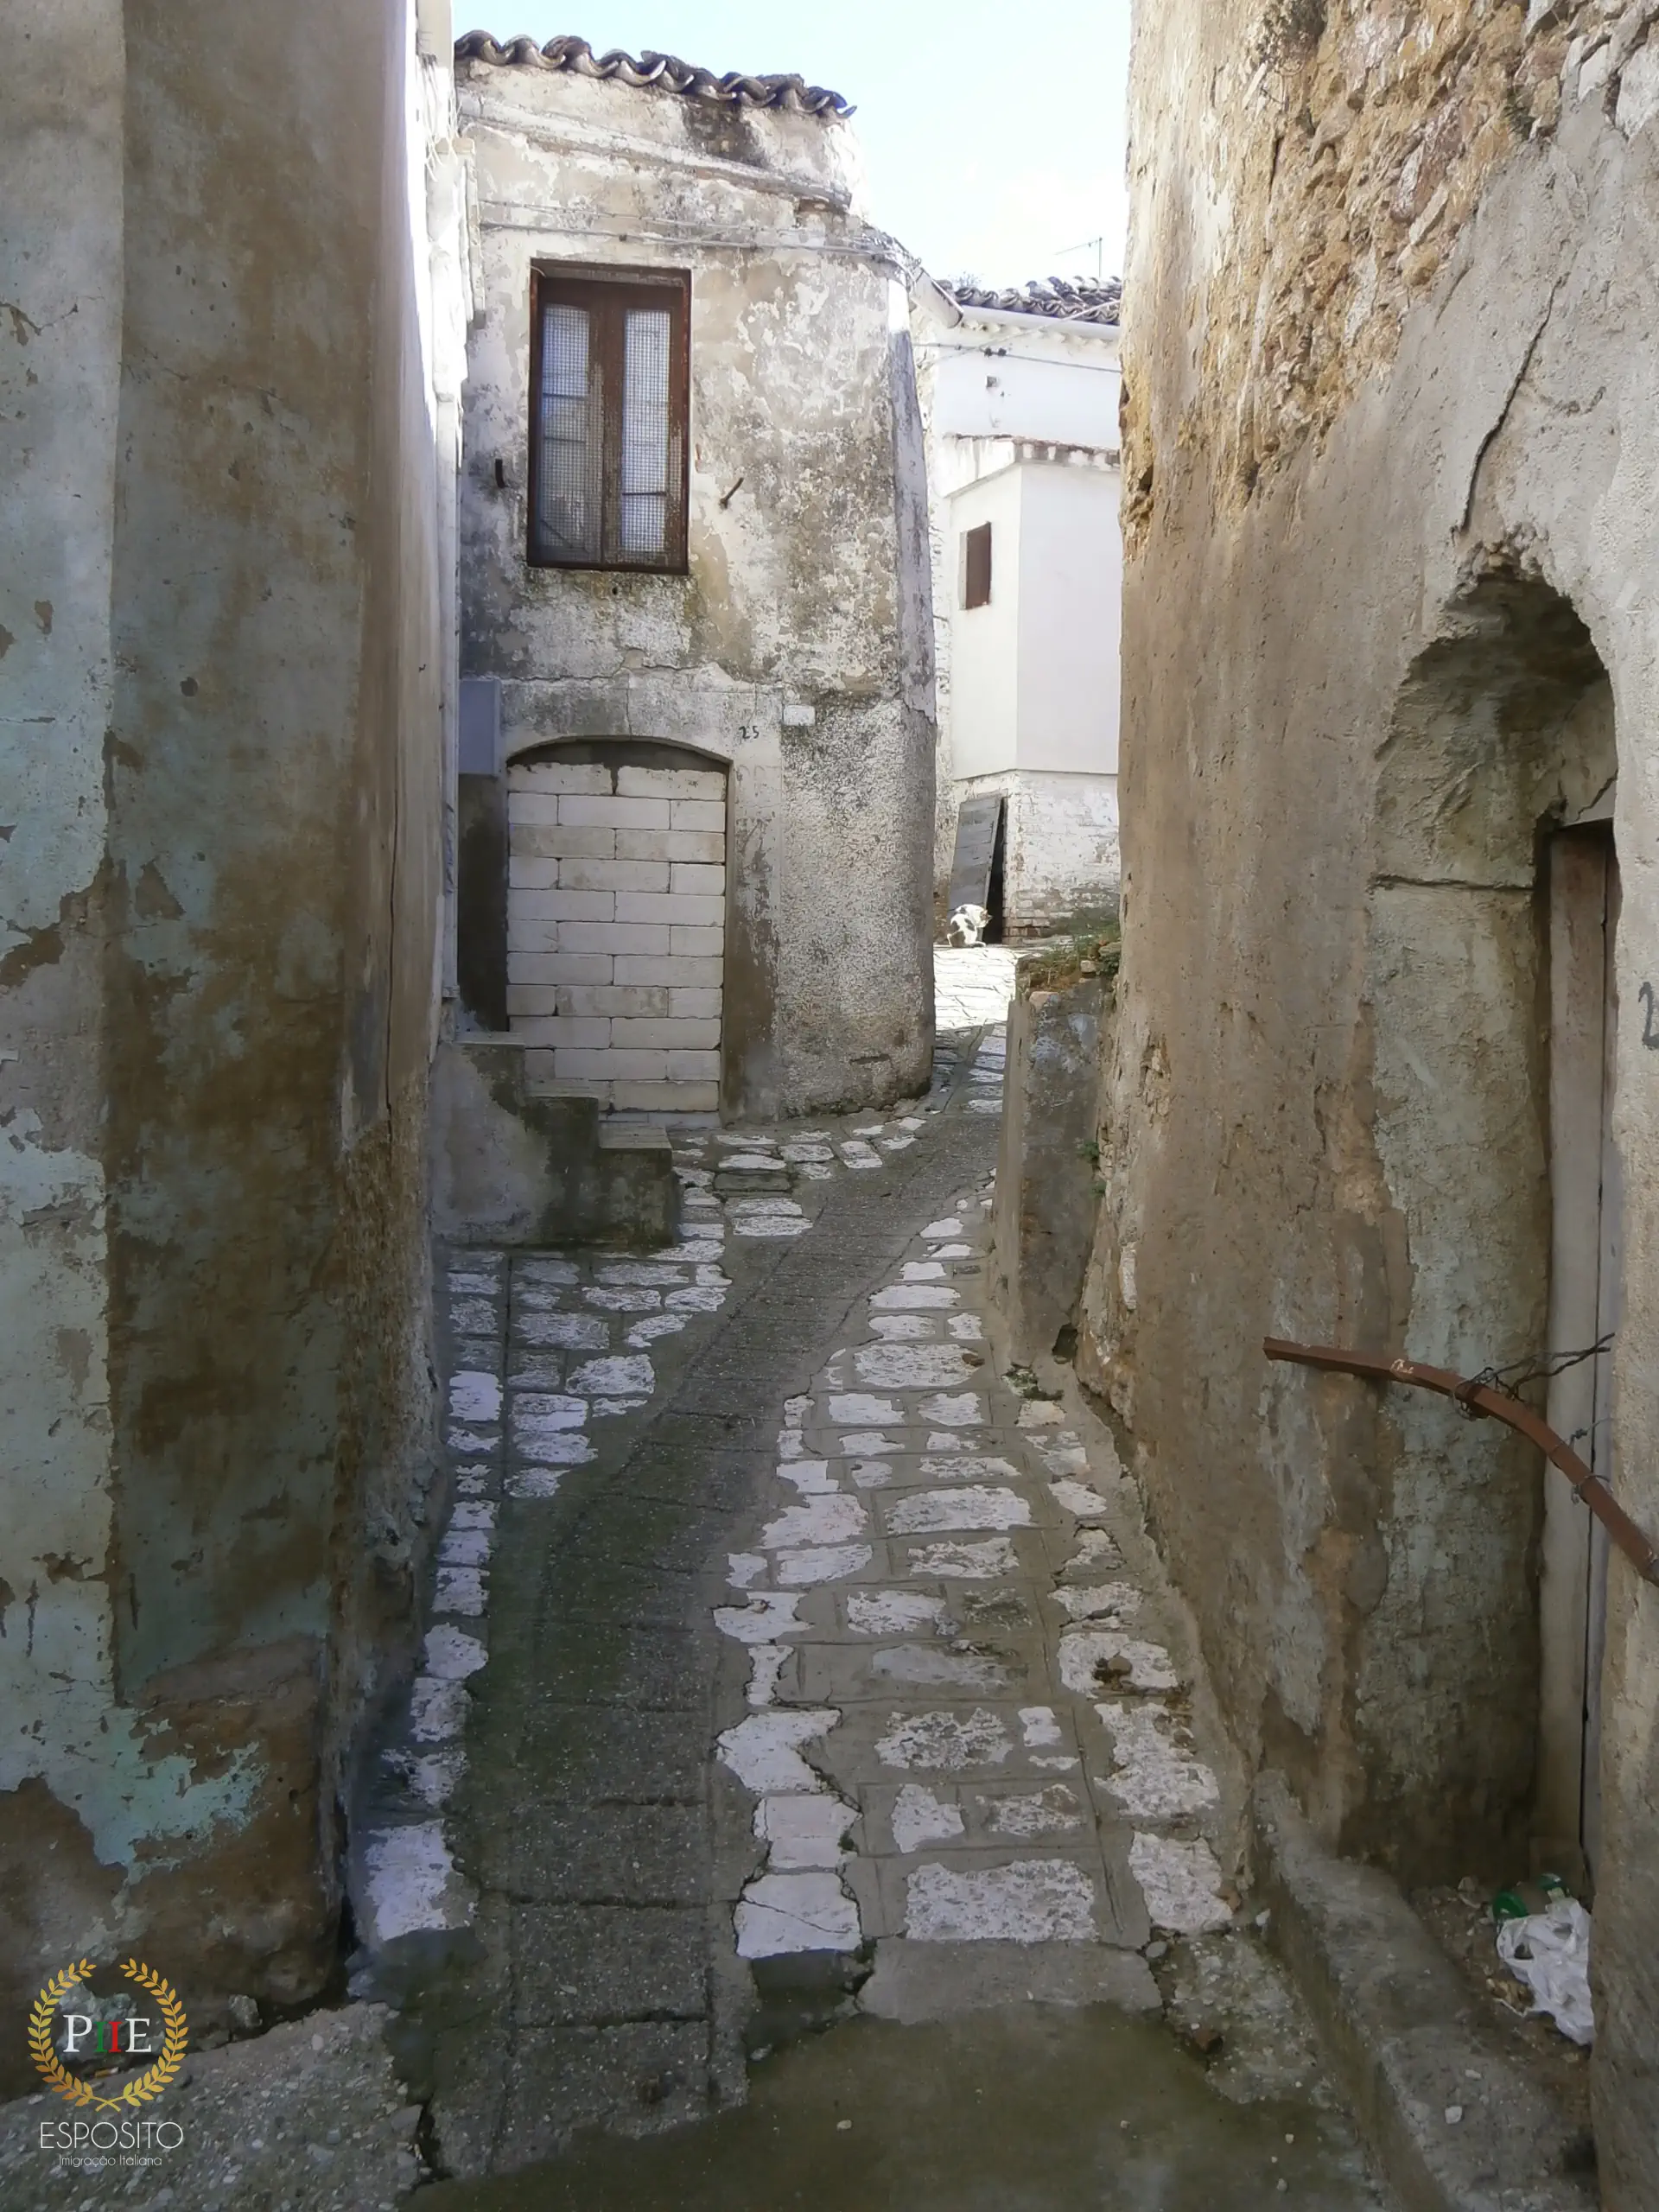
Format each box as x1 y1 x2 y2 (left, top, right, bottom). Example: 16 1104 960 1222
458 676 502 776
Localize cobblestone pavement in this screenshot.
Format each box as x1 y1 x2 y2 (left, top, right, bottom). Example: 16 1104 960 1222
0 963 1389 2209
375 993 1386 2202
355 1021 1014 2177
709 1173 1221 1976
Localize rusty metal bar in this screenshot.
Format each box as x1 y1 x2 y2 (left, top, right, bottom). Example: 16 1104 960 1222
1264 1337 1659 1587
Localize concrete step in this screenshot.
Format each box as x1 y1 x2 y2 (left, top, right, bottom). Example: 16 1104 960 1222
715 1164 792 1193
1253 1772 1597 2212
598 1123 673 1154
432 1039 680 1249
523 1075 602 1103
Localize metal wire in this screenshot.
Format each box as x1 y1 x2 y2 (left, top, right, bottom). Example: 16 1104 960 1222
1451 1334 1612 1419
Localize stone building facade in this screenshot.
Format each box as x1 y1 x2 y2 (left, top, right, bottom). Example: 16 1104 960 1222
1088 2 1659 2192
452 37 937 1122
1 0 467 2073
914 278 1124 939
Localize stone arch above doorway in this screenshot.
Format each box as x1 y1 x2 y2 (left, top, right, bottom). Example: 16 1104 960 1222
505 737 729 1118
1351 571 1618 1879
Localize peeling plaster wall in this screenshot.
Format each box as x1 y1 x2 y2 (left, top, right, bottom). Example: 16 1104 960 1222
1 0 130 2076
456 59 936 1118
1096 2 1659 2192
0 0 453 2073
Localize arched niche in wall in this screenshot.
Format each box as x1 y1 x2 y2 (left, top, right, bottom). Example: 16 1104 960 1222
1349 570 1618 1885
503 735 732 1122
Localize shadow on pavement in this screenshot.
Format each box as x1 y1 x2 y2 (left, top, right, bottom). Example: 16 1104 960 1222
423 2000 1381 2210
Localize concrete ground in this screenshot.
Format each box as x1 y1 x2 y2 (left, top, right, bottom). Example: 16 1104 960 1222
423 2003 1376 2211
0 950 1390 2209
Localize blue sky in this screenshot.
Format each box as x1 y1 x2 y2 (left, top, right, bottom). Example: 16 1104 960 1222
462 2 1133 287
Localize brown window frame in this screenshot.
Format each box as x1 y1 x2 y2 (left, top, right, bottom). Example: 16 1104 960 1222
963 520 993 609
527 263 691 575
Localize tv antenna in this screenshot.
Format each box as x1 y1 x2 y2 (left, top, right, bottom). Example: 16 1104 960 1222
1052 234 1107 282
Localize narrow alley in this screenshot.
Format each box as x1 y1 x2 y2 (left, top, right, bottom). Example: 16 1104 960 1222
11 3 1659 2205
2 962 1386 2209
403 969 1389 2209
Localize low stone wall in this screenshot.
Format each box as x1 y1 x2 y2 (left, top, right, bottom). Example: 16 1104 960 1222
989 966 1112 1365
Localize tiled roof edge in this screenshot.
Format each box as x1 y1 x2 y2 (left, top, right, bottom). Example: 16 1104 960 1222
946 276 1122 327
454 33 855 118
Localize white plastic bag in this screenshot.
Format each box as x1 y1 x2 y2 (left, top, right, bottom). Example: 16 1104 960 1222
1496 1898 1594 2045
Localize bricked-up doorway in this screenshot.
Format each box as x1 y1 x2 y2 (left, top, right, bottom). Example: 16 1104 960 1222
506 740 728 1116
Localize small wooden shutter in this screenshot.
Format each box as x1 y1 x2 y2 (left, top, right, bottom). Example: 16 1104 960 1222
963 522 993 609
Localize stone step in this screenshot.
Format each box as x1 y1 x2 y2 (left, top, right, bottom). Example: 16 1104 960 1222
715 1165 792 1193
599 1123 673 1154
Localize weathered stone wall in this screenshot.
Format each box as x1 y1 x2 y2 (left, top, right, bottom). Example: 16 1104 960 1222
1118 0 1658 549
0 0 452 2070
456 53 936 1119
1099 2 1659 2193
990 969 1110 1365
1 0 131 2082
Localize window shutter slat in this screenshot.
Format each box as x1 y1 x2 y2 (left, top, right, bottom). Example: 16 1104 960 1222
537 302 601 563
618 308 671 557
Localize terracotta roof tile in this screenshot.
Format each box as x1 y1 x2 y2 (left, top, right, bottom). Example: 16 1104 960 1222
454 32 855 117
946 276 1122 327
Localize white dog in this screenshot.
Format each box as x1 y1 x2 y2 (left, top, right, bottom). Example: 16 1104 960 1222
945 903 991 948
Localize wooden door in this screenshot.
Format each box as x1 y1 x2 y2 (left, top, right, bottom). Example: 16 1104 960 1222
1539 824 1619 1884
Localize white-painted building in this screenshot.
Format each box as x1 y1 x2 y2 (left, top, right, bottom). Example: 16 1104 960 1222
913 279 1123 938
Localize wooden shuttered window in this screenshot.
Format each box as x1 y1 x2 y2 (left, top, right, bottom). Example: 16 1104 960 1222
529 267 690 573
963 521 993 609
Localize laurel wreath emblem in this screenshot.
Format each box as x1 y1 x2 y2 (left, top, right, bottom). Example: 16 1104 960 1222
29 1958 188 2111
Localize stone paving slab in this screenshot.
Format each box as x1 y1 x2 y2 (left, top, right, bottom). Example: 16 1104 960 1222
792 1637 1046 1705
857 1772 1103 1854
887 1525 1062 1582
508 1906 709 2024
857 1935 1160 2021
702 1079 1248 2005
931 944 1019 1030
